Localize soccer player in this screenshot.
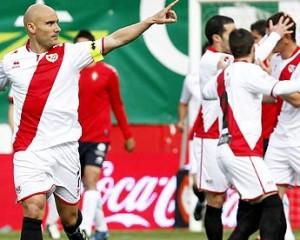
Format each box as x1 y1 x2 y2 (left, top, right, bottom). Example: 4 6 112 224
0 2 178 240
74 30 135 240
191 15 235 240
251 18 295 240
177 71 205 221
202 28 300 240
263 12 300 239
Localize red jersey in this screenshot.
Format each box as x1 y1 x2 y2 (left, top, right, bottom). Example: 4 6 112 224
261 102 281 139
78 62 132 142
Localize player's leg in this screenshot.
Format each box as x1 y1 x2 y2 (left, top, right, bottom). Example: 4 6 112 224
229 201 262 240
80 142 109 239
46 194 61 239
94 200 109 240
194 138 228 240
53 142 86 240
190 139 205 220
14 150 55 240
81 165 101 237
204 192 225 240
55 198 87 240
20 194 47 240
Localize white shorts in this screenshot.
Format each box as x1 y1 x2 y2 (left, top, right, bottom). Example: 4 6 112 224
264 145 300 186
14 142 81 204
189 140 198 175
217 144 278 200
193 137 229 193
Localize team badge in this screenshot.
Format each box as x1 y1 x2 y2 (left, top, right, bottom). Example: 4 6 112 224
46 53 59 63
288 64 296 73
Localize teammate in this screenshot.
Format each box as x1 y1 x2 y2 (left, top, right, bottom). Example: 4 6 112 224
251 18 295 240
74 30 136 240
263 12 300 239
202 28 300 240
177 71 205 221
0 2 178 240
191 15 235 240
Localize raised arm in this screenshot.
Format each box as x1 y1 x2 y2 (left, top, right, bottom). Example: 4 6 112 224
103 0 178 55
255 16 294 61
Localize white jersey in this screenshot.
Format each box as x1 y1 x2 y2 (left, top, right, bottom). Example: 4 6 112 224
0 39 103 152
179 72 201 126
268 48 300 147
193 47 233 139
203 61 300 156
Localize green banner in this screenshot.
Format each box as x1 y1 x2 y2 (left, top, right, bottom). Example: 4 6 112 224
0 1 278 124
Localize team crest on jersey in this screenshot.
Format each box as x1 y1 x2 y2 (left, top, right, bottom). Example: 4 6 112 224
288 64 296 73
46 53 59 63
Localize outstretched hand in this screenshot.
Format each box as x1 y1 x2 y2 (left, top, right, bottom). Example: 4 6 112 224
149 0 179 24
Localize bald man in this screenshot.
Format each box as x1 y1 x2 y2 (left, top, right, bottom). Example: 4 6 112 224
0 2 178 240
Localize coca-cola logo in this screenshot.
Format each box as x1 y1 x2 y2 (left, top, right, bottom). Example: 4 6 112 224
96 161 176 228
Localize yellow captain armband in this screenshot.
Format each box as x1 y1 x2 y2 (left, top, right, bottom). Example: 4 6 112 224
90 41 104 62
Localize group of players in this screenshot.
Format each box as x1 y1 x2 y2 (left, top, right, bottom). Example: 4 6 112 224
1 1 300 239
0 1 179 240
179 11 300 240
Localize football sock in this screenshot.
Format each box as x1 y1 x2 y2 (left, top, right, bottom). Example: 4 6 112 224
81 190 100 236
94 197 108 232
204 205 223 240
259 195 286 240
20 217 43 240
63 210 85 240
229 200 261 240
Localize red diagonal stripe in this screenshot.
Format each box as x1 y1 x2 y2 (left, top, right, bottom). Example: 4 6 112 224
13 45 65 152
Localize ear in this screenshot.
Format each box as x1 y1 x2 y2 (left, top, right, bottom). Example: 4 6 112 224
212 34 221 43
26 22 36 34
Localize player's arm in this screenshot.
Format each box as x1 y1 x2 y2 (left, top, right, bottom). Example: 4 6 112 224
177 77 192 131
255 16 294 62
248 65 300 97
0 62 9 90
102 0 178 55
108 67 135 152
202 75 219 100
280 93 300 107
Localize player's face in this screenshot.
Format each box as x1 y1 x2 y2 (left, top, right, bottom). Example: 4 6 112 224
220 23 235 53
251 30 262 43
272 38 285 54
34 12 61 49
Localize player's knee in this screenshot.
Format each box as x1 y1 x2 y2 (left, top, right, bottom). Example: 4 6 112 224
60 207 80 227
22 196 46 219
206 193 225 208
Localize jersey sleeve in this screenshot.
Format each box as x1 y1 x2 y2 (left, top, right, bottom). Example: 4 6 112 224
255 32 281 62
108 67 132 139
68 39 104 70
245 65 300 97
202 74 218 100
0 62 9 90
